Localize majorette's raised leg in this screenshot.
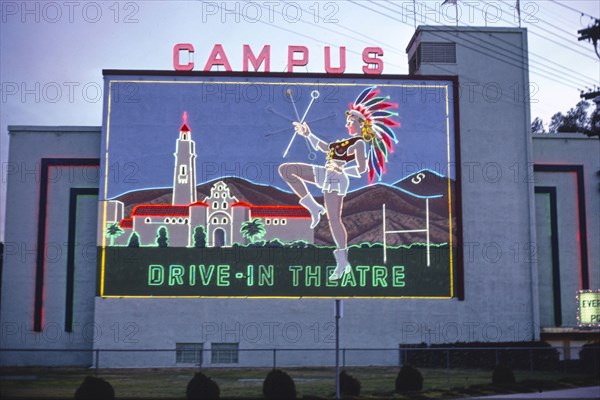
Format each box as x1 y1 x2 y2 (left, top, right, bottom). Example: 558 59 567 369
299 194 326 229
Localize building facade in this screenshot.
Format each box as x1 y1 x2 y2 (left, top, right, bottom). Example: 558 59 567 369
1 26 598 368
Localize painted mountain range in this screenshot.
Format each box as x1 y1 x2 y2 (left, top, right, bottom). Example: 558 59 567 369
113 170 457 246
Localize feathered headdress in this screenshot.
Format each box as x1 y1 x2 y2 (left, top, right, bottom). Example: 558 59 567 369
347 86 399 184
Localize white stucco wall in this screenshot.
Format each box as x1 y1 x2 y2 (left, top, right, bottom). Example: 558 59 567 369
1 126 100 366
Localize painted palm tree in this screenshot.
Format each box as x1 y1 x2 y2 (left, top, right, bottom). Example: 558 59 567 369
105 223 124 246
240 218 266 243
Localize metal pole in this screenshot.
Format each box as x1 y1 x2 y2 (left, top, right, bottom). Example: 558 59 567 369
529 349 533 372
399 347 403 366
95 349 99 376
495 349 499 366
335 299 341 400
446 350 450 386
455 4 458 27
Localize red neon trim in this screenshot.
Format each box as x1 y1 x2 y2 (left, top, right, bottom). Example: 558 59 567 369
127 202 309 221
573 172 583 290
231 201 252 207
36 162 98 331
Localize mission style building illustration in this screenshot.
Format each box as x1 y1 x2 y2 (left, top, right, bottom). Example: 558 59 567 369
100 113 314 247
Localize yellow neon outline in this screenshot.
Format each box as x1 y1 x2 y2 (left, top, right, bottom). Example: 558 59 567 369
100 295 453 300
445 85 454 298
100 78 457 300
107 79 448 89
99 81 115 297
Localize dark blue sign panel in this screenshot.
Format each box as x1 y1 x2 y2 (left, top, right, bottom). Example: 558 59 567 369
97 72 460 298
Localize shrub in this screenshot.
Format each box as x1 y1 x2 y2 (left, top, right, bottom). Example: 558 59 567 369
193 226 207 248
186 372 220 400
263 369 296 400
74 376 115 400
395 364 423 393
579 342 600 374
492 364 515 385
266 239 284 247
340 370 361 397
127 232 140 247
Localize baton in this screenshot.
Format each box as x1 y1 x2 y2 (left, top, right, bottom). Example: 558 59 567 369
283 90 320 158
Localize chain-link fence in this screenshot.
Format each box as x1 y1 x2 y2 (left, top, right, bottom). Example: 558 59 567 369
1 345 598 376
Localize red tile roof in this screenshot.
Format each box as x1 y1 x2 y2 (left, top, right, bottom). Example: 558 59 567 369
250 206 310 218
132 204 189 217
119 218 133 228
125 202 308 220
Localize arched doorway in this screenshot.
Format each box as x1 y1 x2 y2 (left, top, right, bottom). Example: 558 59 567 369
213 228 226 247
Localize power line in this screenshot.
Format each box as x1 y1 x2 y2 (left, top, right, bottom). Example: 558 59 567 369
242 1 533 108
548 0 598 20
346 1 568 108
384 0 597 87
293 0 593 86
251 2 409 70
215 0 593 102
294 3 406 57
479 0 598 61
241 3 408 72
282 0 593 87
497 0 583 40
366 1 595 89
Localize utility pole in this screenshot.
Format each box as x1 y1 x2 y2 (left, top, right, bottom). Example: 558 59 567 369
334 299 342 400
578 19 600 138
578 19 600 59
578 89 600 138
580 90 600 102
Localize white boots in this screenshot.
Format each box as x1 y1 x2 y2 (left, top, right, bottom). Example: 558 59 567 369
299 194 326 229
298 194 350 281
329 248 351 280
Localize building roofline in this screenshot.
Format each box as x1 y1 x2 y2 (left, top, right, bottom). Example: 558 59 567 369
101 69 458 82
8 126 101 134
533 133 599 141
406 25 527 53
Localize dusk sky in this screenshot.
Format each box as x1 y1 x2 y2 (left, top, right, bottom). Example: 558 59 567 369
1 0 599 240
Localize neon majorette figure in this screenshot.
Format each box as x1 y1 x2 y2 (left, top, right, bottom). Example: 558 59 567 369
279 86 399 280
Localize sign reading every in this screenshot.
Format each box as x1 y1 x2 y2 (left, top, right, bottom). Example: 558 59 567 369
578 290 600 327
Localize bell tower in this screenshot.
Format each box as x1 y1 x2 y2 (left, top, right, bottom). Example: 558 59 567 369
172 112 197 205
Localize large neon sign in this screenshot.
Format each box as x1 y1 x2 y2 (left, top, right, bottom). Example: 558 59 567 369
98 72 461 298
